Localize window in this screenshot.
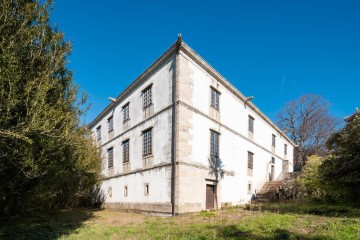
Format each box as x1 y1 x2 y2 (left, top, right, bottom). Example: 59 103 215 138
96 125 101 141
108 187 112 197
248 115 254 133
142 128 152 156
122 139 130 163
210 87 220 110
271 157 275 164
272 134 276 147
210 130 220 158
248 152 254 169
142 85 152 109
122 103 130 123
124 185 128 197
144 183 149 196
107 116 114 133
107 147 113 169
284 144 287 155
248 183 252 193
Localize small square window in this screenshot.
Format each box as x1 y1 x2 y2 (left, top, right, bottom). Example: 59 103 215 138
144 183 149 196
124 185 128 197
210 87 220 110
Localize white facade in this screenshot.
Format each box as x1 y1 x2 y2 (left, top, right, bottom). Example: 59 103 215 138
89 38 294 214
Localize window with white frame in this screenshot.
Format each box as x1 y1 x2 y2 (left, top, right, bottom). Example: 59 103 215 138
210 130 220 158
142 85 152 109
107 147 113 169
272 134 276 148
107 116 114 133
96 125 101 142
122 139 130 163
248 115 254 133
122 103 130 123
210 87 220 110
248 152 254 169
142 128 152 156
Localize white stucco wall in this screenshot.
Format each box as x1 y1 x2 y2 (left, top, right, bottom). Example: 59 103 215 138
90 55 175 204
178 50 294 207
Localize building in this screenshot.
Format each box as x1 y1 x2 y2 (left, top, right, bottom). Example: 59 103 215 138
89 36 295 215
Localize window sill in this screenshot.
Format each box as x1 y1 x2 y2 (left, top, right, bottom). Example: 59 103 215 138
210 105 220 112
143 154 153 159
143 103 153 110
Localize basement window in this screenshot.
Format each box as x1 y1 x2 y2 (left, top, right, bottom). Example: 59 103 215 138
124 185 128 197
144 183 149 196
108 187 112 197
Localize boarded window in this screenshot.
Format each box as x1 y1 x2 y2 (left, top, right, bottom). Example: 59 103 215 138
248 152 254 169
210 130 220 158
96 125 101 141
107 116 114 132
248 115 254 133
142 85 152 109
272 134 276 147
122 103 130 123
107 147 113 169
210 87 220 110
123 139 130 163
143 128 152 156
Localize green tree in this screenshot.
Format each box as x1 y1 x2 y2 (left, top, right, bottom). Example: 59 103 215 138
0 0 101 214
320 110 360 204
297 155 326 200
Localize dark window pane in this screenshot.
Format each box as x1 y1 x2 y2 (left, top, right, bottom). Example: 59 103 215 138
108 147 113 169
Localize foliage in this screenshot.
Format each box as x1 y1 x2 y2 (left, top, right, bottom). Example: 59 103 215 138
297 155 327 199
0 0 101 214
319 111 360 204
277 95 339 169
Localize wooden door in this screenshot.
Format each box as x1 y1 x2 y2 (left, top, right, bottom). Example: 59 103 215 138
206 184 215 209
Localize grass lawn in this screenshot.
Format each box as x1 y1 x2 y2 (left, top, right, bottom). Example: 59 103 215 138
1 202 359 239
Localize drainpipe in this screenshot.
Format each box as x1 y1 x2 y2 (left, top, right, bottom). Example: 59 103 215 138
171 34 182 217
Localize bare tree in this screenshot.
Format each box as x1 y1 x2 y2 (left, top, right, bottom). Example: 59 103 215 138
277 95 339 170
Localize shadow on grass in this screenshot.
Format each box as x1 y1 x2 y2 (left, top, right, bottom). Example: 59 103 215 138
214 225 332 240
247 202 360 218
0 208 97 240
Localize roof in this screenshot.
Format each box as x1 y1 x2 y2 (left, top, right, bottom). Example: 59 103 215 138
88 37 296 147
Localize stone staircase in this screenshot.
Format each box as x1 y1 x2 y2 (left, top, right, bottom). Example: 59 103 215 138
254 181 283 203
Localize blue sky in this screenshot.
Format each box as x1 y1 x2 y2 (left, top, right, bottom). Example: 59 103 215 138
51 0 360 124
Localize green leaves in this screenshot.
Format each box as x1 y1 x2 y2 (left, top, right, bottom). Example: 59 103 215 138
0 0 101 214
